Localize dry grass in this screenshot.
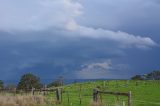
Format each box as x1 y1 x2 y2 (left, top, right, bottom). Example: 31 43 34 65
0 95 47 106
90 100 103 106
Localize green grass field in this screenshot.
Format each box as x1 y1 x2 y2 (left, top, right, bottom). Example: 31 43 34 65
47 80 160 106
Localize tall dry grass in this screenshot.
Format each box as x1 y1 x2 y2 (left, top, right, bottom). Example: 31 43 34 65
0 95 46 106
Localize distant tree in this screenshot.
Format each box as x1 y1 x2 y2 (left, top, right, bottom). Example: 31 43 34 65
131 70 160 80
17 73 42 90
131 75 143 80
0 80 4 89
47 76 64 87
147 70 160 80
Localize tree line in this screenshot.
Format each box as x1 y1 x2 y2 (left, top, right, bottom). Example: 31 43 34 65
1 70 160 90
131 70 160 80
0 73 64 90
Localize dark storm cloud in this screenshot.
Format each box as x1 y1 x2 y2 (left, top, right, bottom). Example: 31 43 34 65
0 0 160 81
0 30 126 80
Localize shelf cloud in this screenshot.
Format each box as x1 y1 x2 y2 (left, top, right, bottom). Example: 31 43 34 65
0 0 160 80
0 0 157 48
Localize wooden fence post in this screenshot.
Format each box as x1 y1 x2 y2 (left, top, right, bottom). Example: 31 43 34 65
79 84 82 105
20 90 23 95
13 88 16 96
56 88 61 103
93 88 98 102
67 91 70 106
60 89 63 102
31 87 35 95
128 91 131 106
44 85 47 95
103 81 106 87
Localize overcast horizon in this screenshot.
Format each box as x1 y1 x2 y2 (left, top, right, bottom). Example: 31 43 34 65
0 0 160 82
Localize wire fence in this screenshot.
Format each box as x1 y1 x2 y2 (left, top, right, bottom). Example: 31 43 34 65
0 80 160 106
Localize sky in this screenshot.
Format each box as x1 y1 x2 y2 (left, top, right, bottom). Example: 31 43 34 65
0 0 160 82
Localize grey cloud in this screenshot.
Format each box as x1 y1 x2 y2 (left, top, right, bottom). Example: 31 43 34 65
0 0 159 80
0 0 157 49
75 60 130 79
0 0 82 31
78 0 160 43
0 31 126 79
75 26 157 49
79 0 160 29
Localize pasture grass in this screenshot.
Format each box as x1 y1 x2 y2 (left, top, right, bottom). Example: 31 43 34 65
0 80 160 106
47 80 160 106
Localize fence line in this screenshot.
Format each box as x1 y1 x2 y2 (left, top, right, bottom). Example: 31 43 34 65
93 88 132 106
0 87 63 104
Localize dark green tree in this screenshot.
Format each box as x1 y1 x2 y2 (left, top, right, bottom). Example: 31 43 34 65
0 80 4 89
147 70 160 80
47 76 64 87
17 73 42 90
131 75 143 80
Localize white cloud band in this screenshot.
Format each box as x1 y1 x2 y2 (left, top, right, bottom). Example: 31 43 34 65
0 0 157 49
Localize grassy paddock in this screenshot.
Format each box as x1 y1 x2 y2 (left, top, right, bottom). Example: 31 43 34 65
0 80 160 106
47 80 160 106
